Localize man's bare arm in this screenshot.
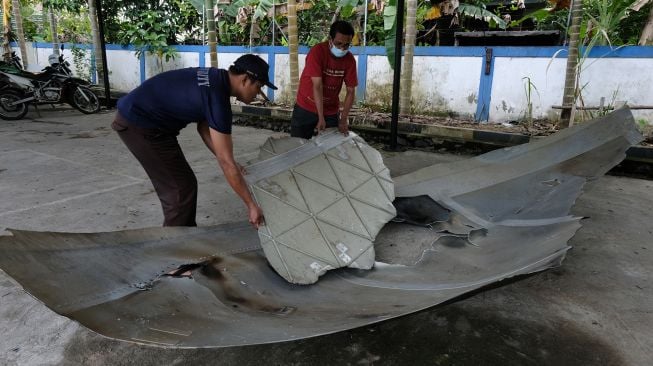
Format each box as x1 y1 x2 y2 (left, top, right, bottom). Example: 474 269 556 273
210 128 264 228
311 76 326 132
339 86 355 135
197 121 215 155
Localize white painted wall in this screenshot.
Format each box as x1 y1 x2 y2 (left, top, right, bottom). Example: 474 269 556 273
411 56 481 117
12 45 653 123
491 56 653 123
273 53 308 104
364 55 482 118
105 50 141 92
202 52 242 70
491 57 566 122
578 58 653 123
145 51 200 79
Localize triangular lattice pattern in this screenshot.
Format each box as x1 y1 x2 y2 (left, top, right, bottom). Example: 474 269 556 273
249 134 396 284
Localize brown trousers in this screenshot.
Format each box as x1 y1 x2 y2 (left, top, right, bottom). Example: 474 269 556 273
112 113 197 226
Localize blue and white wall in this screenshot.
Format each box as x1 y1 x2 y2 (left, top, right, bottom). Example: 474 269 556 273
15 42 653 123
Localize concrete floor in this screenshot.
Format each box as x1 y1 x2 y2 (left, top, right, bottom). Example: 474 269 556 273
0 107 651 366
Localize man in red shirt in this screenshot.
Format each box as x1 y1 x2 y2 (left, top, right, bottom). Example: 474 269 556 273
291 20 358 139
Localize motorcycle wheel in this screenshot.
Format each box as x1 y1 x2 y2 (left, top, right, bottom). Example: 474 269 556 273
71 86 100 114
0 90 28 120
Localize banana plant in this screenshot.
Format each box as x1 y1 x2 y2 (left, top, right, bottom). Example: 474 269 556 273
334 0 361 23
458 2 507 29
222 0 274 24
218 0 273 48
219 0 298 98
384 0 398 69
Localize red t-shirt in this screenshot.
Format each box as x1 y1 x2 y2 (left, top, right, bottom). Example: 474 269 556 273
296 42 358 116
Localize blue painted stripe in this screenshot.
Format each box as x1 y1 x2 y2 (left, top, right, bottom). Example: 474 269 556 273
33 42 134 51
583 45 653 58
199 51 205 68
171 45 207 52
90 51 97 84
490 47 566 58
29 42 653 58
475 48 495 122
30 42 94 50
412 46 486 57
140 54 146 84
356 53 368 102
266 50 275 101
353 46 386 55
487 46 653 58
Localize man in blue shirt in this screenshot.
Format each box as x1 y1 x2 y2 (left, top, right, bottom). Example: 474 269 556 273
112 54 276 228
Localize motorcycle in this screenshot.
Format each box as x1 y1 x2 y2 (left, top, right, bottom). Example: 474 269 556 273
0 48 100 120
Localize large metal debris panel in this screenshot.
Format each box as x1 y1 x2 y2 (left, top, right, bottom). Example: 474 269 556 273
244 131 396 284
0 108 642 348
393 107 643 225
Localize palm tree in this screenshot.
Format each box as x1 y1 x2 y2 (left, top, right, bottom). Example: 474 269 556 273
637 1 653 44
287 0 299 99
88 0 104 84
400 0 417 115
183 0 217 66
47 5 59 55
205 0 217 67
2 0 11 62
11 0 27 68
559 0 582 128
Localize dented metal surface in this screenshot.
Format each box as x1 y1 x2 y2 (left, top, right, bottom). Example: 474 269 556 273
0 108 642 348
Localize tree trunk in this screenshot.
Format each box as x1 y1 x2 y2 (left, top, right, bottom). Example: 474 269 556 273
287 0 299 99
400 0 417 115
639 4 653 45
48 6 59 55
249 10 255 49
11 0 27 68
2 0 11 62
330 6 341 25
559 0 582 128
88 0 104 85
205 0 217 67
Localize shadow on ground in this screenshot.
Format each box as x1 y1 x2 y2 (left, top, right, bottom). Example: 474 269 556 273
60 301 621 366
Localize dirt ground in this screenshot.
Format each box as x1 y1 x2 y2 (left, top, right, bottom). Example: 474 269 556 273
347 108 653 145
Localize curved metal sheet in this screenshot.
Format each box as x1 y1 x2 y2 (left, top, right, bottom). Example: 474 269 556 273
0 108 642 348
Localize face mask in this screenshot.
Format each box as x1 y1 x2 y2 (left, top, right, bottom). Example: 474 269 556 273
330 43 348 58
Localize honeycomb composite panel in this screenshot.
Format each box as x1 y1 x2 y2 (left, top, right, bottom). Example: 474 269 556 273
244 131 396 284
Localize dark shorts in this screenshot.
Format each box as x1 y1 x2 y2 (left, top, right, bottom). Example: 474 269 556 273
290 104 339 139
112 113 197 227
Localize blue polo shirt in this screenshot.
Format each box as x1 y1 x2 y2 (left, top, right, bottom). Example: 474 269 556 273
117 68 232 134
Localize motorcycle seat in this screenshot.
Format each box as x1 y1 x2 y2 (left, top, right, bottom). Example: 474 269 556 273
2 69 52 81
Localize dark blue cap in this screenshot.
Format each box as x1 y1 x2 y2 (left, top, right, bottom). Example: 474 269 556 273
233 54 278 90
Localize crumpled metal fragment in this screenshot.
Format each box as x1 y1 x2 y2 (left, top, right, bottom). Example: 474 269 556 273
0 108 642 348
